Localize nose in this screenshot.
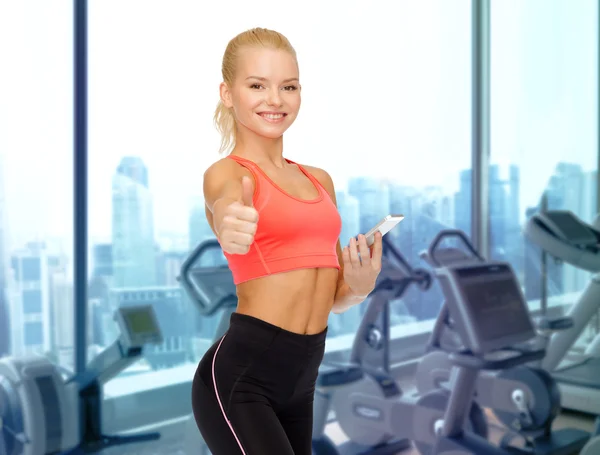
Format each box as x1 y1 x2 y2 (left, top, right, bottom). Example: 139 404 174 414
266 87 283 107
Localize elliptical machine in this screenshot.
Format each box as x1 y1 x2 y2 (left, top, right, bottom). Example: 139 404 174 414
414 229 593 454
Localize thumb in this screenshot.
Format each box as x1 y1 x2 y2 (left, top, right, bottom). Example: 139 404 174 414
241 176 254 207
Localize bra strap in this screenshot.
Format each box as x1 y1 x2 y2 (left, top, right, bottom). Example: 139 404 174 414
226 155 262 203
287 158 327 196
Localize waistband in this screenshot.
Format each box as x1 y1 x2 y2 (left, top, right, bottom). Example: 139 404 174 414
229 312 328 350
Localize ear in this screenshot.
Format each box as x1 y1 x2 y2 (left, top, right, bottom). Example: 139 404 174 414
219 82 233 108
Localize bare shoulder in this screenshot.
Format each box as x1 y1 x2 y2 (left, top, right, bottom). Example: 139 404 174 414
302 164 336 198
203 156 251 180
203 156 254 210
203 156 256 187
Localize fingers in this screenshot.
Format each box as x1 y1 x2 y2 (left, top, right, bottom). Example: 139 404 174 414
229 231 254 247
221 215 257 235
344 235 371 269
220 231 254 254
241 176 254 207
229 202 259 223
371 231 383 271
224 243 251 255
342 244 351 267
356 234 371 266
348 237 362 268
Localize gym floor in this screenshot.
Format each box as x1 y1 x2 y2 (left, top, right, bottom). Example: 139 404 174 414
99 385 597 454
320 381 599 454
324 409 597 454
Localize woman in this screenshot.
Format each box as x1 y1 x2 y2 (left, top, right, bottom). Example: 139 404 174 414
192 27 384 455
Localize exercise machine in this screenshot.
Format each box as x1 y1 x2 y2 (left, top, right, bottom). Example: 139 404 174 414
312 235 561 454
415 229 592 454
421 245 571 453
525 210 600 415
312 235 435 454
0 304 163 455
178 239 237 455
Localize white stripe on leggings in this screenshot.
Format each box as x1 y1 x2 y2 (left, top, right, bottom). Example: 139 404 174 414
212 335 247 454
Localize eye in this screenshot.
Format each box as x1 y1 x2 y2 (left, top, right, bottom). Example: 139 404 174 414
250 84 264 89
283 85 299 91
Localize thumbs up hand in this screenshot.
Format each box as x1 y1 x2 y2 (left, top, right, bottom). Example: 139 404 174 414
240 175 254 208
217 176 259 255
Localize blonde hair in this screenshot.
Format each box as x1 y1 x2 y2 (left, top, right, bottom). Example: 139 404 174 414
214 28 297 155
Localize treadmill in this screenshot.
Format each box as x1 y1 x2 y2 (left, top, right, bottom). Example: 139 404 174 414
525 210 600 415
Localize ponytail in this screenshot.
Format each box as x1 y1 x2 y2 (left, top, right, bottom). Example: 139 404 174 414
214 100 236 155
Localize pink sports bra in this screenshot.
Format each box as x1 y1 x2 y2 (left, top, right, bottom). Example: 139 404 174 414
222 155 342 285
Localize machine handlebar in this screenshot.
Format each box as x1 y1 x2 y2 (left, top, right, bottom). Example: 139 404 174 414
179 239 222 277
375 236 432 295
178 239 236 317
426 229 484 267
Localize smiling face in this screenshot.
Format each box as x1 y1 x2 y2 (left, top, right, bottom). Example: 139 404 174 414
220 46 301 141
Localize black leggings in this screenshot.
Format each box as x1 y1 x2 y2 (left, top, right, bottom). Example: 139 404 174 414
191 312 327 455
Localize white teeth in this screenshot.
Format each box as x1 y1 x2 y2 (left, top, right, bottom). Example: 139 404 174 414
261 113 283 119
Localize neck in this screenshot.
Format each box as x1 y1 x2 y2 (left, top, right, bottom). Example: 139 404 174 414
232 129 286 168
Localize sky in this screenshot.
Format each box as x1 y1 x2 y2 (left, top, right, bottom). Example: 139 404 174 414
0 0 597 255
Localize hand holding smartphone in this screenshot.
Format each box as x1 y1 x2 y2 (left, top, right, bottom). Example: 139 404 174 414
364 215 404 247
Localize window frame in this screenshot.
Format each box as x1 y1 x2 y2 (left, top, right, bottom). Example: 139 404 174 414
71 0 599 434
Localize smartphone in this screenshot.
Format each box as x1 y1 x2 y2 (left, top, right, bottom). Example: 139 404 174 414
364 215 405 247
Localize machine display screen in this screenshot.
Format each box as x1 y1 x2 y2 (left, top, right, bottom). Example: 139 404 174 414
123 309 159 335
455 265 534 344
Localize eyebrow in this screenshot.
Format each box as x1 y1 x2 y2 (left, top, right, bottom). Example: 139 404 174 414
246 76 300 83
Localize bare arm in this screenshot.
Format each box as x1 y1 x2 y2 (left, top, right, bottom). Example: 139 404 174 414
203 160 253 236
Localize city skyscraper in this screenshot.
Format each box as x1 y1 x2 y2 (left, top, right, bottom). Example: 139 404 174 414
521 163 597 299
335 191 360 247
112 157 157 287
0 154 10 357
117 156 149 187
10 242 53 357
51 271 73 367
92 244 113 278
488 164 521 270
545 163 592 293
348 177 390 235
